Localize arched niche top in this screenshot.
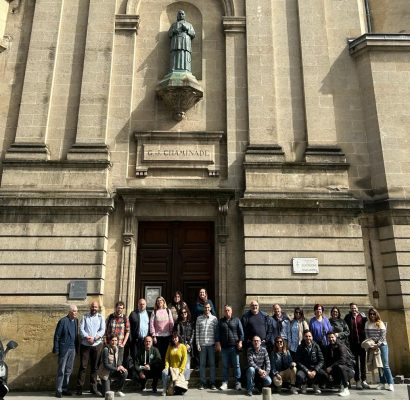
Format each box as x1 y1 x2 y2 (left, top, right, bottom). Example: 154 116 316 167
126 0 234 16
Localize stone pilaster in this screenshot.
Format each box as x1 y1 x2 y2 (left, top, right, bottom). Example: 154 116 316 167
298 0 345 163
5 0 64 160
119 197 136 311
216 197 229 314
67 0 116 162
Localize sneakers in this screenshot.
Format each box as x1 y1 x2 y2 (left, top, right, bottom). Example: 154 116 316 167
386 384 394 392
290 386 299 395
313 384 321 394
162 390 167 396
116 392 125 397
247 390 253 397
376 383 384 390
235 382 242 391
300 384 307 394
219 382 228 390
210 384 218 390
55 392 62 399
198 384 205 390
356 381 363 390
338 387 350 397
362 381 370 389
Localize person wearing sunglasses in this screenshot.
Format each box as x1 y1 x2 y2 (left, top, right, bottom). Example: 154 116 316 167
270 336 298 395
173 307 194 380
364 308 394 392
288 307 309 359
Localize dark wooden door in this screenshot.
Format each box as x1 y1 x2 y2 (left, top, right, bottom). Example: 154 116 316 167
136 221 214 309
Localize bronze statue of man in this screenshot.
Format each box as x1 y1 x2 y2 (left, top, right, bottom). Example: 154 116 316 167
168 10 195 73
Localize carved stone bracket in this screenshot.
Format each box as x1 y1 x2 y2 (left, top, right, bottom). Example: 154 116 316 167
6 0 20 14
217 198 230 243
122 199 135 245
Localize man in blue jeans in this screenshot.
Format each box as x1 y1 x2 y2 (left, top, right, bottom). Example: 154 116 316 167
215 305 244 391
246 335 272 396
195 301 218 390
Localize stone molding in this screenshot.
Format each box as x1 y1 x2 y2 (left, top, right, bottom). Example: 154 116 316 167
349 33 410 56
245 144 285 163
5 142 50 161
67 143 111 162
222 16 246 34
115 14 140 33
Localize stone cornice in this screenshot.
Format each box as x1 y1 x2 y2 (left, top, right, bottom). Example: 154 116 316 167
222 16 246 34
349 33 410 56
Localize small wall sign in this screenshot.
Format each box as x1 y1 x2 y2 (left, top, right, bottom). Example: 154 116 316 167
292 258 319 274
68 280 88 300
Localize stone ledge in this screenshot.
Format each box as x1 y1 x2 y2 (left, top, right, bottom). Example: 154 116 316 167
349 33 410 56
222 16 246 34
2 159 112 169
115 14 140 33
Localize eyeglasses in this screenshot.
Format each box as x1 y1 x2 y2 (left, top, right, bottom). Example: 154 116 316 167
294 311 301 314
275 340 283 344
182 311 187 314
369 312 376 316
253 339 261 342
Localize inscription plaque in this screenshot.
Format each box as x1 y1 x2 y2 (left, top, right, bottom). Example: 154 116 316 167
292 258 319 274
68 280 88 300
143 144 213 162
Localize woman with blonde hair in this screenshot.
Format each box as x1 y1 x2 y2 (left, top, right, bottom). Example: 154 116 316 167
150 296 174 364
365 307 394 391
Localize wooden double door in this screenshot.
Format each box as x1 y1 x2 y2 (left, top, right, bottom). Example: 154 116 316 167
136 221 215 309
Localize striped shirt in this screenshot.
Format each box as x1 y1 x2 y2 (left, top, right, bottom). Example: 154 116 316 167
247 346 271 374
365 320 387 346
196 314 218 347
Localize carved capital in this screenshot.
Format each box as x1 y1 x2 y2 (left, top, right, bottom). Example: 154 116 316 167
122 198 135 243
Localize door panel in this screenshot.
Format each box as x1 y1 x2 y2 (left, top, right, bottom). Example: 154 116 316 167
137 221 214 309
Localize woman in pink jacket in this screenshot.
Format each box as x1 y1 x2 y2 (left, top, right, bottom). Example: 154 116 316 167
150 296 174 365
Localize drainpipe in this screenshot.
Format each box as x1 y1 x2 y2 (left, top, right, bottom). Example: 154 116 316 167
364 0 372 33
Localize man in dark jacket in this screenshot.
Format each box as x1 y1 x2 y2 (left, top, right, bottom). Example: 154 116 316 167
324 332 355 397
241 300 272 349
134 335 162 392
53 305 79 398
343 302 369 389
271 304 290 342
129 298 151 369
295 330 326 394
215 305 244 390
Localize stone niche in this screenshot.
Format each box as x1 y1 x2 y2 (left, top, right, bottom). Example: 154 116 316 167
134 130 223 177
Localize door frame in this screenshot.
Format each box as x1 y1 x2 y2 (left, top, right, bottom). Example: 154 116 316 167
117 189 232 314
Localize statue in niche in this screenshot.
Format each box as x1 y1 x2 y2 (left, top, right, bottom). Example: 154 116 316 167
168 10 195 72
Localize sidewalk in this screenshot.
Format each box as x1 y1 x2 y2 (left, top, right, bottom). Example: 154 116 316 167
6 385 409 400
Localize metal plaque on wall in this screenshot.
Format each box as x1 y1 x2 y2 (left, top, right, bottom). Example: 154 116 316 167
69 281 88 299
292 258 319 274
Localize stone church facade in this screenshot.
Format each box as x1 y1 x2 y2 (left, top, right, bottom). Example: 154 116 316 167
0 0 409 388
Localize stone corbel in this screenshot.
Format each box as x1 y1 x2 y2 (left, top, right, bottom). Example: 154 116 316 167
217 198 229 243
122 199 135 245
222 16 246 34
6 0 20 14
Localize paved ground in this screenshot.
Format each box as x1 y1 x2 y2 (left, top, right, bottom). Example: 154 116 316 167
5 385 409 400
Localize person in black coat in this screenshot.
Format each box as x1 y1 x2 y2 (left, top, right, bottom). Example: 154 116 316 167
215 305 244 390
53 305 79 398
324 332 355 397
295 330 327 394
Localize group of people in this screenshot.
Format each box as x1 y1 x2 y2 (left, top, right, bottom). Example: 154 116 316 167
53 289 394 398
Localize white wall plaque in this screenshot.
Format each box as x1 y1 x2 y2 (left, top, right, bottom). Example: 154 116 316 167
292 258 319 274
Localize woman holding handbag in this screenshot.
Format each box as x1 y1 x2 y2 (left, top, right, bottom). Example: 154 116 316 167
162 332 188 396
